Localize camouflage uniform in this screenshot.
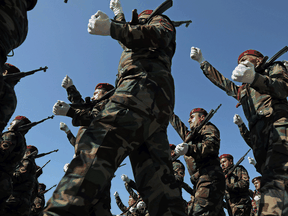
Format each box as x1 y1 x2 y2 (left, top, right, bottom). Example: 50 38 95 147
0 0 37 73
200 60 288 215
44 11 184 216
5 155 37 216
170 113 225 216
0 130 26 213
30 184 46 216
223 164 252 215
250 190 261 216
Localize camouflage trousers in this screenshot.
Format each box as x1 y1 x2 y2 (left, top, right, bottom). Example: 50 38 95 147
44 73 186 216
250 116 288 215
189 166 225 216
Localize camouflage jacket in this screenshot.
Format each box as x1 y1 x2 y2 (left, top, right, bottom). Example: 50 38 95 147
66 85 85 104
224 165 250 200
170 113 221 175
66 130 76 147
0 131 26 175
30 192 45 216
237 122 251 148
0 82 17 133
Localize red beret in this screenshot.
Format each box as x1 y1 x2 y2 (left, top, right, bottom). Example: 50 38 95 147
190 108 207 117
5 63 20 74
138 10 153 18
169 144 176 150
95 83 114 91
238 50 264 64
219 154 233 160
27 145 38 153
38 183 46 190
252 176 262 183
14 116 31 124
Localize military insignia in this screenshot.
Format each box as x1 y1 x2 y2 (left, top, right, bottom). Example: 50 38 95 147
160 19 173 31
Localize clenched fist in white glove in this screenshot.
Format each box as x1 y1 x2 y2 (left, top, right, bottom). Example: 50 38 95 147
136 201 146 210
110 0 123 16
88 10 111 36
190 47 205 64
248 157 256 166
121 174 131 183
61 75 73 89
233 114 243 126
60 122 70 133
114 191 119 197
53 100 70 116
231 60 256 84
175 143 189 156
63 163 69 172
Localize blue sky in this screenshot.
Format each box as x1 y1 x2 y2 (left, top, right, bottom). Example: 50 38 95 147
7 0 288 214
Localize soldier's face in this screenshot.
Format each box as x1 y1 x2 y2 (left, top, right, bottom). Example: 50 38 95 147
238 55 263 67
91 89 106 101
220 157 233 170
188 113 205 130
128 196 136 206
253 179 261 190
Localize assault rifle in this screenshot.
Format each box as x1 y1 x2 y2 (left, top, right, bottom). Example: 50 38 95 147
172 20 192 28
4 66 48 81
35 149 59 159
255 46 288 73
42 184 57 194
16 115 54 132
225 149 251 178
36 160 51 173
146 0 173 23
172 104 222 161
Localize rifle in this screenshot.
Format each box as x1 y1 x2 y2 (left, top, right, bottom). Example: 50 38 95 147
3 66 48 81
172 20 192 28
42 184 57 194
36 160 51 173
146 0 173 23
16 115 54 132
225 149 251 178
255 46 288 73
35 149 59 159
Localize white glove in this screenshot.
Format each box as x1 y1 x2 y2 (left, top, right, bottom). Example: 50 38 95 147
283 60 288 70
175 143 189 156
60 122 70 133
190 47 205 64
254 195 261 201
114 191 119 197
231 60 256 84
248 157 256 166
53 100 70 116
121 174 131 183
110 0 123 16
88 10 111 36
129 207 137 213
63 163 69 172
136 201 146 210
61 75 73 89
233 114 243 126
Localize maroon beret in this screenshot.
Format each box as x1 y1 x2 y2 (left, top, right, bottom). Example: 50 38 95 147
27 145 38 153
14 115 31 124
169 144 176 150
252 176 262 183
238 50 264 64
95 83 114 91
219 154 233 160
5 63 20 74
190 108 208 117
138 10 153 18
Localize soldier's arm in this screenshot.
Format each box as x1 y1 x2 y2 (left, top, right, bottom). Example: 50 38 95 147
250 62 288 99
0 132 18 162
200 61 239 99
66 130 76 147
125 182 138 201
238 122 252 148
186 124 220 161
227 166 250 193
115 195 128 212
110 15 175 49
170 113 190 141
66 85 84 104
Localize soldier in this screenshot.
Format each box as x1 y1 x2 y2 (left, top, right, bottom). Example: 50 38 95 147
0 0 37 73
5 145 38 216
249 176 261 216
44 0 185 215
0 115 30 214
172 108 225 216
0 63 21 133
220 154 252 215
190 47 288 215
30 183 46 216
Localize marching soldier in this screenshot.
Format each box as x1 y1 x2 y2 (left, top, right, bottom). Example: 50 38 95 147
250 177 261 216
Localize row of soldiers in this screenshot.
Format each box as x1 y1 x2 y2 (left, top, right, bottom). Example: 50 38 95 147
1 0 288 216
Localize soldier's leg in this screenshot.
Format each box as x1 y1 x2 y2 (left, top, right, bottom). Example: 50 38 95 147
129 125 186 216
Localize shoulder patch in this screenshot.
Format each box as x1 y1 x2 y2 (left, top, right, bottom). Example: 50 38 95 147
160 19 173 31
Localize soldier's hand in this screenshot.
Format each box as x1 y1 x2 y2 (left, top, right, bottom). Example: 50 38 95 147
175 143 189 156
110 0 123 16
233 114 243 126
190 47 205 64
129 207 137 213
61 75 73 89
60 122 70 132
248 157 256 166
63 163 69 172
53 100 70 116
121 174 131 183
137 201 146 210
231 60 255 84
88 10 111 36
114 191 119 197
